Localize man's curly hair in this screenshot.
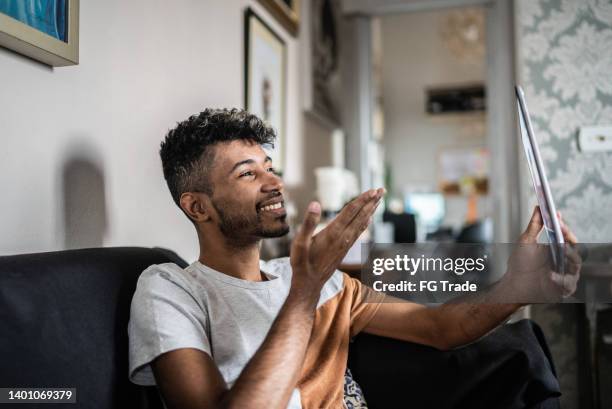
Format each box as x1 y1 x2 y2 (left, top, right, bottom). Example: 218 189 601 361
160 108 276 208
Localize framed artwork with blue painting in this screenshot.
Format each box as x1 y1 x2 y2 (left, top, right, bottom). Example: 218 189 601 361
0 0 79 66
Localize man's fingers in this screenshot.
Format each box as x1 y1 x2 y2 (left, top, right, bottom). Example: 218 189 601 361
558 212 578 244
564 245 582 273
350 193 381 230
340 193 383 247
332 188 383 232
335 190 376 226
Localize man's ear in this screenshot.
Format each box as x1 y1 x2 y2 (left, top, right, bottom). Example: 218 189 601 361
179 192 212 223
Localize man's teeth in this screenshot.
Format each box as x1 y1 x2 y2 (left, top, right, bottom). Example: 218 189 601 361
261 203 283 212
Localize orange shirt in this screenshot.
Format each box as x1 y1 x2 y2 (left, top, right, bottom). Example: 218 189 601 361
298 273 384 408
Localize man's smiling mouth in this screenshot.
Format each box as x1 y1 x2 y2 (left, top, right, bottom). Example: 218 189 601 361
257 200 285 213
260 202 283 212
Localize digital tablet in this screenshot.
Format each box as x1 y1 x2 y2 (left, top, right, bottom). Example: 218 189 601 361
515 85 565 273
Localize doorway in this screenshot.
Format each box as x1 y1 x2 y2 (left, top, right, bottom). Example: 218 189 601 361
377 6 491 242
342 0 519 243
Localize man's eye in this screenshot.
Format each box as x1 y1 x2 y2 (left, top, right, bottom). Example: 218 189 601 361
267 167 276 174
239 171 254 178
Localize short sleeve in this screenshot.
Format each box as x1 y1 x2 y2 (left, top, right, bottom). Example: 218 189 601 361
343 273 385 337
128 265 211 385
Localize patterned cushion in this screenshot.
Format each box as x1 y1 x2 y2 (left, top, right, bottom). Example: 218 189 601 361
343 368 368 409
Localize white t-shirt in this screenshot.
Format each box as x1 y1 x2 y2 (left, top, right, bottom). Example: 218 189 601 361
128 257 382 409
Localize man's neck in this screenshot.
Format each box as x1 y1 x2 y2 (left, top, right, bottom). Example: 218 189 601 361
198 234 263 282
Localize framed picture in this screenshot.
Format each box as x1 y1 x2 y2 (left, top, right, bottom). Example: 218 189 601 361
244 8 287 172
257 0 300 37
0 0 79 66
303 0 341 128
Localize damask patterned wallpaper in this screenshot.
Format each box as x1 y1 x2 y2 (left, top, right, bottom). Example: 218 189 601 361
516 0 612 243
515 2 612 407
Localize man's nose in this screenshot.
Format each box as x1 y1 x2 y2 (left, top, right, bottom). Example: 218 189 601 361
261 170 283 193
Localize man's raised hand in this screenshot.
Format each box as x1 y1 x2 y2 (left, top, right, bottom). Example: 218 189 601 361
308 188 384 279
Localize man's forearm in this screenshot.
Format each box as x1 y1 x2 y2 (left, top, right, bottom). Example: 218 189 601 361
219 288 318 409
433 280 524 349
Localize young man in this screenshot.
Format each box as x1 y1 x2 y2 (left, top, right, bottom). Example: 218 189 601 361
128 108 579 409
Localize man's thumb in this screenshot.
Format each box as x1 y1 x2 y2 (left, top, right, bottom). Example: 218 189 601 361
523 206 544 241
297 202 321 241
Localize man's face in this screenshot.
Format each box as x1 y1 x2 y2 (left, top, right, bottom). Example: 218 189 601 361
207 140 288 241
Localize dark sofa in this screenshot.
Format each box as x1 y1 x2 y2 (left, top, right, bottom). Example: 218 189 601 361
0 247 561 409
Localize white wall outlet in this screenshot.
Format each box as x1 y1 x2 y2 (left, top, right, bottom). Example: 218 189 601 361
578 126 612 152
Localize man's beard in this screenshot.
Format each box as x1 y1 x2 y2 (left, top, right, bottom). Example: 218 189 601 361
212 198 289 241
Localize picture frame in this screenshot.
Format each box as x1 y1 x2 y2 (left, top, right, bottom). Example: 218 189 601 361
256 0 300 37
303 0 342 129
0 0 79 66
244 8 287 172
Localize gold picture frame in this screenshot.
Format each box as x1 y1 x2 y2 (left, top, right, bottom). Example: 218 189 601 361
0 0 79 66
257 0 300 37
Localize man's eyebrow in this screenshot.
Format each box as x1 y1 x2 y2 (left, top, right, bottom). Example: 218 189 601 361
228 156 272 175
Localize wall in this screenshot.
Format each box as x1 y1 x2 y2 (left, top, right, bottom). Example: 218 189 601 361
379 8 489 230
0 0 333 261
515 1 612 406
515 0 612 241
